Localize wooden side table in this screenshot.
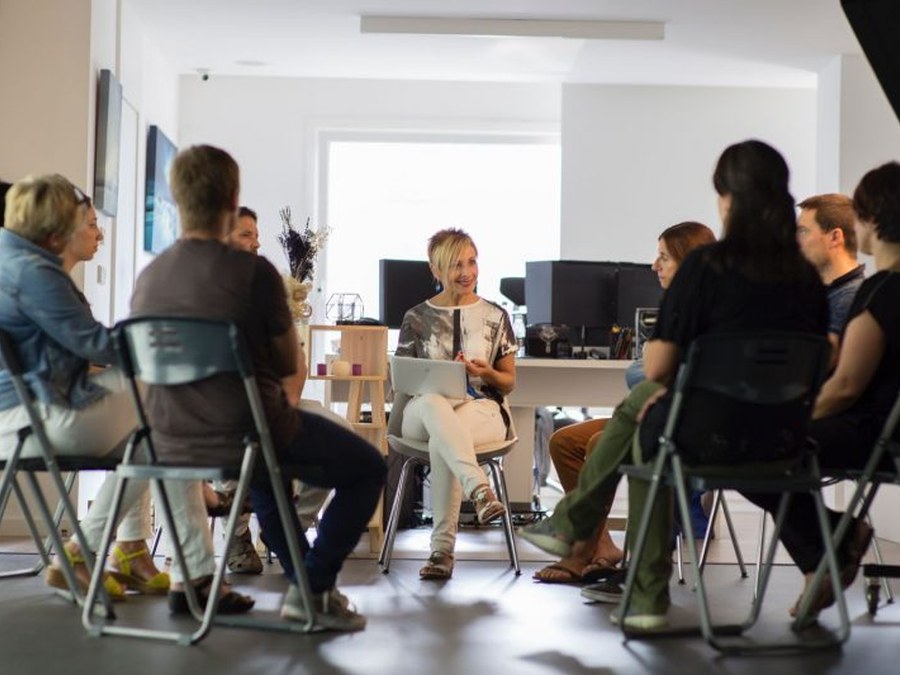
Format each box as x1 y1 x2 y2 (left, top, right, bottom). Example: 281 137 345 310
307 324 388 551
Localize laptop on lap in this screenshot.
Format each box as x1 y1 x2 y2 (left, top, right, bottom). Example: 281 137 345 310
390 356 467 399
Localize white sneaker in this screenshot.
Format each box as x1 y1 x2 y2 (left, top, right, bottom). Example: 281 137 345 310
280 585 366 632
609 605 668 630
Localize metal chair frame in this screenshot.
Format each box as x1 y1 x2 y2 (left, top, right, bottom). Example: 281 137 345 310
378 391 521 575
619 332 849 654
801 387 900 619
0 329 117 614
82 317 317 645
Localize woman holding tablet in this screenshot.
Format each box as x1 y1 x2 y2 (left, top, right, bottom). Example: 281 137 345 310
395 228 517 580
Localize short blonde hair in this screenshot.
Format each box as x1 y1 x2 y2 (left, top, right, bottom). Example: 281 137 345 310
4 174 85 244
427 228 478 282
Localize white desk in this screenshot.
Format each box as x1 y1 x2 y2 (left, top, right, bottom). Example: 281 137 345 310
505 358 632 504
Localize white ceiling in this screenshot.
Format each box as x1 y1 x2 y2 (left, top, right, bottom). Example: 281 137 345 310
127 0 863 88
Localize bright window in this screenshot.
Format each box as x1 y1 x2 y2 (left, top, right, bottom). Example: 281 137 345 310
322 137 561 324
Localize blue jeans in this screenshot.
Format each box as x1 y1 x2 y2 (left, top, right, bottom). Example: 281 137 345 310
250 411 386 593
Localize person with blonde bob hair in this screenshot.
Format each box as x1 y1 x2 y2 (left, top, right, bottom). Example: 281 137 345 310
0 174 174 601
395 227 517 580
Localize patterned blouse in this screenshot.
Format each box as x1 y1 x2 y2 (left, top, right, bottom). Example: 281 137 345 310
396 298 516 396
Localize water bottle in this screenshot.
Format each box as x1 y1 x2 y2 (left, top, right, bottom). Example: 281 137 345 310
513 313 526 357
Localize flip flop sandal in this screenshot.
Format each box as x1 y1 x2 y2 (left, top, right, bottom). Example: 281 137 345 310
532 562 584 584
582 557 622 583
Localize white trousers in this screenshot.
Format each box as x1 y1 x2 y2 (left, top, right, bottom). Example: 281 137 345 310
401 393 505 554
0 369 214 583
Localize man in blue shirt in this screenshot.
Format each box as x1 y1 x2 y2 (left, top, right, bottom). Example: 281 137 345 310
796 193 865 364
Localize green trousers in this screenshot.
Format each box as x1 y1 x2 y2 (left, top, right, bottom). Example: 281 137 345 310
626 432 674 614
549 379 671 612
552 381 672 614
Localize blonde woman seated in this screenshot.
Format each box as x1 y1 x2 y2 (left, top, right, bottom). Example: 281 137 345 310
395 228 517 579
0 178 175 601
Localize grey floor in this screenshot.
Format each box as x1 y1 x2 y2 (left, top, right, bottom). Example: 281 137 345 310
1 525 899 675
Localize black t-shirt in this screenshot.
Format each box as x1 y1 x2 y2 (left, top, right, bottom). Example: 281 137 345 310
840 271 900 419
131 239 300 465
652 244 829 346
641 243 829 463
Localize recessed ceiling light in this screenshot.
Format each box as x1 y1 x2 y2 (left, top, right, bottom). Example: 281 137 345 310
235 59 268 67
359 16 665 40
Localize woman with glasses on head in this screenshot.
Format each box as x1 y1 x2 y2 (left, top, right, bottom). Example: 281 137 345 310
0 176 245 611
62 196 104 275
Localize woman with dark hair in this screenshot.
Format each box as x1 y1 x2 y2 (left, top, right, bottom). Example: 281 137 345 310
521 139 828 629
534 221 715 585
745 160 900 619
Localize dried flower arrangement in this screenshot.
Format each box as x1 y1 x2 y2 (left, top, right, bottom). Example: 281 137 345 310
278 206 328 321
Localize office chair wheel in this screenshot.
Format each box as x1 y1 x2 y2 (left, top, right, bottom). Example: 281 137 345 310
866 583 880 616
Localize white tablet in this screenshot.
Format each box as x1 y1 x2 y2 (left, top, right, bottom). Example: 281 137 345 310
390 355 468 399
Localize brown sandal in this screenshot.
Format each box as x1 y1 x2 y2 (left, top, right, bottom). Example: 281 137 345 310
419 551 454 580
532 562 585 584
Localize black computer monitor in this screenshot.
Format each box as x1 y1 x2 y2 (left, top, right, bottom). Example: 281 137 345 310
379 259 435 329
525 260 618 330
616 265 663 327
499 277 526 307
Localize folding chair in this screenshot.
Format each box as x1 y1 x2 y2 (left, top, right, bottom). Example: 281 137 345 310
378 392 521 575
619 332 848 653
673 489 748 585
803 387 900 618
82 317 318 645
0 329 117 614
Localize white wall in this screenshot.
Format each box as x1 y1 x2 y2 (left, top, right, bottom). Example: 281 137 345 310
0 0 92 184
0 0 179 535
177 76 561 285
560 84 818 263
815 54 900 541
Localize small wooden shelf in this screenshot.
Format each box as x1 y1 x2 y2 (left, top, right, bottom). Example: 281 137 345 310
309 375 385 382
350 421 385 431
307 324 389 552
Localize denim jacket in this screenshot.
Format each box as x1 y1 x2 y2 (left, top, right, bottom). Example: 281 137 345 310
0 228 114 411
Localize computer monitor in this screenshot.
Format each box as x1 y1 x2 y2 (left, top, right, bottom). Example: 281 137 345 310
379 259 435 329
499 277 526 307
525 260 618 331
616 265 663 327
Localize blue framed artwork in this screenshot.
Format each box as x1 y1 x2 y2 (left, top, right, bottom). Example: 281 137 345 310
143 125 178 253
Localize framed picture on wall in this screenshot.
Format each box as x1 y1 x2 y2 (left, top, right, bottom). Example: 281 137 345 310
143 125 179 253
93 69 122 217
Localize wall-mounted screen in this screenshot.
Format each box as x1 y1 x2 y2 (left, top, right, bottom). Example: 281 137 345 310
93 69 122 217
143 125 178 254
